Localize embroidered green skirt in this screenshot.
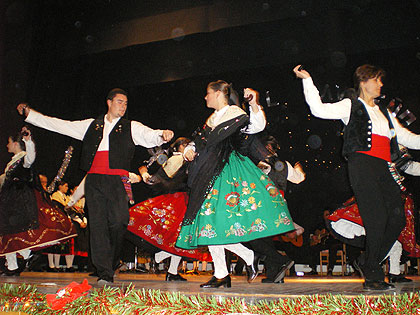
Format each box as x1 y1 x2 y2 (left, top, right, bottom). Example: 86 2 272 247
176 152 294 249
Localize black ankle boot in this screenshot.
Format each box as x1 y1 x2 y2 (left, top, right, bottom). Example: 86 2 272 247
388 274 412 283
166 272 187 281
245 255 260 283
200 275 231 288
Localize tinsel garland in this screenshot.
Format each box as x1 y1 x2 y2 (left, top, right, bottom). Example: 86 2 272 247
46 146 74 194
1 283 420 315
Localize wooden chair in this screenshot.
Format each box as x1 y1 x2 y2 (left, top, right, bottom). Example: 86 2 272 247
319 243 347 276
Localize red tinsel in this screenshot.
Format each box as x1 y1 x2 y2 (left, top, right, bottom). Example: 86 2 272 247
46 279 91 310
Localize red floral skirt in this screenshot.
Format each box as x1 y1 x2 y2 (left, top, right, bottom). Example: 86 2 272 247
328 193 420 257
0 190 77 255
127 192 211 261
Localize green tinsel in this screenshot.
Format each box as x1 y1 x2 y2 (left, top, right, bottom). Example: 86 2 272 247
0 283 419 315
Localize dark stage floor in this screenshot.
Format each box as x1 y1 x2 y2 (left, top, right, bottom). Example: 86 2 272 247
2 272 420 303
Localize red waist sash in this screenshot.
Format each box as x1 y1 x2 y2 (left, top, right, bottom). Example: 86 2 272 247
357 134 391 162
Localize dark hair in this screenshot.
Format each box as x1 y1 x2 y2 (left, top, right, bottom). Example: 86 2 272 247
57 181 68 189
106 88 128 101
169 137 191 155
9 133 25 151
353 64 385 91
208 80 238 105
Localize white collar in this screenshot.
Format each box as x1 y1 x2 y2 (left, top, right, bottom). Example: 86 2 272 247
214 105 230 116
4 151 26 174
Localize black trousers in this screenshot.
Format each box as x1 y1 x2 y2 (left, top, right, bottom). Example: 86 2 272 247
248 237 289 279
85 174 129 280
348 153 405 281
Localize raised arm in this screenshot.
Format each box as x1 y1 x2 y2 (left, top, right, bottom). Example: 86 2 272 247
293 65 352 121
242 88 266 134
17 104 93 140
21 126 35 168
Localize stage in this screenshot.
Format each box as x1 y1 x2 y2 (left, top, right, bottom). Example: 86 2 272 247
2 271 420 302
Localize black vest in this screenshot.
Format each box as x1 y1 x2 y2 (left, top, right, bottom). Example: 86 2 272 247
80 116 135 172
342 98 399 161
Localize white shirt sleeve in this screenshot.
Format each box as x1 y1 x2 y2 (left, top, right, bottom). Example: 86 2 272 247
130 121 166 148
302 77 352 122
242 105 266 134
390 114 420 150
286 161 306 184
25 109 93 141
404 161 420 176
22 139 36 168
67 177 86 207
183 142 196 158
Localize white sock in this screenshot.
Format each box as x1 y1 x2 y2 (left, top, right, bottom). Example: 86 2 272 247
5 254 18 271
65 255 75 268
53 254 61 268
168 255 182 275
155 251 171 263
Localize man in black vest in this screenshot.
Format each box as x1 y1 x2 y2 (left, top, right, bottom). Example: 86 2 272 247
17 89 174 285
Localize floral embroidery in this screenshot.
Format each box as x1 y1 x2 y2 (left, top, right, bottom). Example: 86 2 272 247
128 217 135 226
198 224 217 239
225 192 240 207
242 187 251 195
226 222 247 237
152 234 163 245
275 213 291 227
203 208 214 216
265 184 279 197
240 199 249 207
152 207 166 217
241 181 248 187
212 189 219 195
248 218 267 233
250 183 256 189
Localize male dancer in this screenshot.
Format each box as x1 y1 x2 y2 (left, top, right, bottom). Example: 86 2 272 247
17 88 173 285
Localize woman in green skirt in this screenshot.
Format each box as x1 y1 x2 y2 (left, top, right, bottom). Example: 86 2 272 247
176 80 295 288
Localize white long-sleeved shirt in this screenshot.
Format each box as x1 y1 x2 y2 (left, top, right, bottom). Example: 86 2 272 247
302 77 420 150
22 139 36 168
25 110 166 151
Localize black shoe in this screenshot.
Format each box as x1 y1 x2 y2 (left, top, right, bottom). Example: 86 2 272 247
200 275 231 288
47 267 59 272
66 267 76 273
1 269 21 276
273 260 294 283
327 269 333 276
245 255 260 283
261 277 284 284
97 277 114 286
165 272 187 281
388 274 413 283
363 280 395 291
89 271 98 277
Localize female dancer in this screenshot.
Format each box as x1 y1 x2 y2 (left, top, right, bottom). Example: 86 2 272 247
294 64 420 290
176 82 294 288
0 127 76 275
